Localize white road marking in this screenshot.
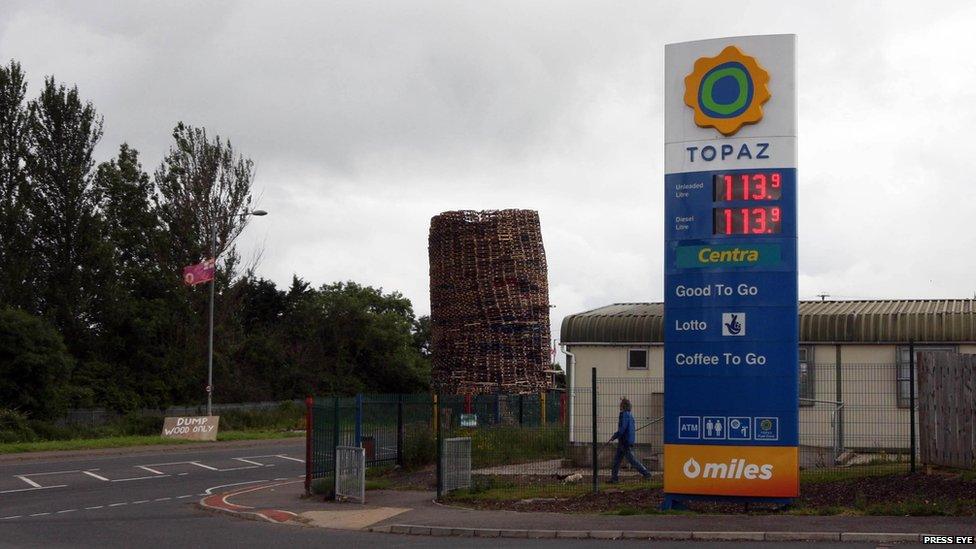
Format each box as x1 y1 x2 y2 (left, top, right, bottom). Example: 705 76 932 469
233 458 265 467
177 495 194 499
275 455 304 463
110 474 170 482
19 469 82 477
154 497 171 502
132 500 149 505
0 484 67 494
203 479 267 495
1 516 22 520
136 465 166 475
274 477 289 481
177 472 188 476
85 506 104 510
189 461 219 471
83 471 110 481
108 502 127 507
29 513 50 517
14 475 42 488
56 509 76 514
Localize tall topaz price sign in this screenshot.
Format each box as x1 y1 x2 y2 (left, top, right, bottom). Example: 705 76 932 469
663 34 798 507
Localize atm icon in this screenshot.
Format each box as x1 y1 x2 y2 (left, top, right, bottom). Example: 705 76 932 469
678 416 701 440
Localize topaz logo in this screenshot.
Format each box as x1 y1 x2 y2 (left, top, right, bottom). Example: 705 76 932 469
684 45 771 136
722 313 745 336
682 457 773 480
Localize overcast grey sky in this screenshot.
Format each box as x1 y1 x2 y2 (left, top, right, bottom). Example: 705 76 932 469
3 1 975 353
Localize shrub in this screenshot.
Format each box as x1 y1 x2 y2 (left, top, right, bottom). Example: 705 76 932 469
218 402 304 432
401 423 436 469
0 308 73 420
0 408 36 442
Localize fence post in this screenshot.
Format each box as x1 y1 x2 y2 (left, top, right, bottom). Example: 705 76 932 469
332 396 339 499
305 396 313 494
396 394 404 468
541 392 547 425
835 345 844 458
432 394 438 429
909 339 916 473
354 393 363 448
435 393 443 500
560 393 567 424
591 367 598 494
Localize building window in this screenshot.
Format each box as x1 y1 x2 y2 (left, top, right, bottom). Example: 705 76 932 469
896 345 955 408
799 346 814 406
628 349 648 370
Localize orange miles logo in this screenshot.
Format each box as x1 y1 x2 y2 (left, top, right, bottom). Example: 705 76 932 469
664 444 798 497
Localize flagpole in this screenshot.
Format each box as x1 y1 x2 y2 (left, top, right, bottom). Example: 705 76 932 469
207 225 216 416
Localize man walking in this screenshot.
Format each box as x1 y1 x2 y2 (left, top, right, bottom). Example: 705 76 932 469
608 397 651 483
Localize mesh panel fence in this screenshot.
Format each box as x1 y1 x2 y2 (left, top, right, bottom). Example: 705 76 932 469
335 446 365 503
442 437 472 493
308 366 919 502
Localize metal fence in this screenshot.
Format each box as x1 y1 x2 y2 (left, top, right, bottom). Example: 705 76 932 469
335 446 366 503
58 400 304 428
305 394 434 492
306 365 921 501
441 437 472 493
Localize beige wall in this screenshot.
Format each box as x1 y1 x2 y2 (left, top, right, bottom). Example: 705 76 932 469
567 345 663 445
568 342 975 453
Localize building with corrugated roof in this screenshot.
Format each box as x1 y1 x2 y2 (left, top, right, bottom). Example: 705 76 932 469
560 299 976 468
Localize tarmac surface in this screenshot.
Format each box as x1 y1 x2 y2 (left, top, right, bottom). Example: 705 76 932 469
210 478 976 545
1 441 972 547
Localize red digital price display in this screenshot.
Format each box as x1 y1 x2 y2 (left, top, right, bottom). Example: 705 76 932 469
713 172 782 201
713 207 782 235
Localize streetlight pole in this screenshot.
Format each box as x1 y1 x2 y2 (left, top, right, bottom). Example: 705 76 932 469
206 209 267 417
207 224 216 416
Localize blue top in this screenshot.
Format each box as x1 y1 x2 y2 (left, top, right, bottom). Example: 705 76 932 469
613 410 636 446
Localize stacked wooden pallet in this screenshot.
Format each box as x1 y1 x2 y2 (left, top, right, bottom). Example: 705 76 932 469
429 210 553 395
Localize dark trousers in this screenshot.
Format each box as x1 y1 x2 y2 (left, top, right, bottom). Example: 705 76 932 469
610 443 650 480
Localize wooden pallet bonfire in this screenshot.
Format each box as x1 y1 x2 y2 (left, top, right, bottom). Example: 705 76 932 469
429 210 553 395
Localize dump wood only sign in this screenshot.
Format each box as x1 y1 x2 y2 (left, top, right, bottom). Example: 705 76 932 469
161 416 220 441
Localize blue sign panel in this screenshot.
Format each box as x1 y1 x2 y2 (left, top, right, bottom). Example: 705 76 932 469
664 169 799 450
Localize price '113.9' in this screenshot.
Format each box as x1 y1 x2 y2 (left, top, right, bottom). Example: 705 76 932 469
713 207 782 235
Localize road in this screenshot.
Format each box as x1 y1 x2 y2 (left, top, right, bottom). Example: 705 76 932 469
0 440 913 547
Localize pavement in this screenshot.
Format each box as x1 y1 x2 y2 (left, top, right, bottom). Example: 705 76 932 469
200 480 976 543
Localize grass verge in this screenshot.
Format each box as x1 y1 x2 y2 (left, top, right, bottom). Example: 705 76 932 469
0 429 301 454
448 475 659 502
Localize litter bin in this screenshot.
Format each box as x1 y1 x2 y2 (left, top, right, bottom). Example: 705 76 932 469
362 435 376 461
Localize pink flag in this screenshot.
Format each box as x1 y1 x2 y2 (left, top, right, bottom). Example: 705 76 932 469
182 258 215 286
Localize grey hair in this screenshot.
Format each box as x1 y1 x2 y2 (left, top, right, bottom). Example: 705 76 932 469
619 398 631 411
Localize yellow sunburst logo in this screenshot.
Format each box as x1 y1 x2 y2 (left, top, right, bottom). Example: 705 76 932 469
684 46 771 136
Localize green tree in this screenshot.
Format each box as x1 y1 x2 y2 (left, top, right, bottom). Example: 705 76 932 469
94 144 162 293
89 145 173 410
0 61 34 311
0 308 73 419
26 76 108 354
154 123 257 405
278 282 431 396
154 122 255 275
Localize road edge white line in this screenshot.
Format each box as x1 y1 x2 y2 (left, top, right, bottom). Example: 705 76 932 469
83 470 110 481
